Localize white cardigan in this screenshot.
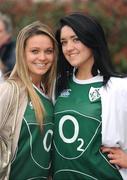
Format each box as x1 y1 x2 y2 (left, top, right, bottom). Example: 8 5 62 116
100 77 127 180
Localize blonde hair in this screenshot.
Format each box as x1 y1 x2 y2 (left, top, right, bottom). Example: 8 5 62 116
10 21 57 128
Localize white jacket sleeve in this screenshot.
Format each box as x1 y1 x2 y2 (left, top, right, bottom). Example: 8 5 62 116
100 77 127 180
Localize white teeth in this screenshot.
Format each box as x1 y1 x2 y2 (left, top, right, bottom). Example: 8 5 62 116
69 54 77 57
36 63 45 67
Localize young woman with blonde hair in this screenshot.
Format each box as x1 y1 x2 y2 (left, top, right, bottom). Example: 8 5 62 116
0 21 57 180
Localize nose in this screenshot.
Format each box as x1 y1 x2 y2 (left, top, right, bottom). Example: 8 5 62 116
65 41 74 52
39 52 46 61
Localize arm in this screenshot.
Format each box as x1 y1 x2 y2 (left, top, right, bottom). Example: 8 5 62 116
0 82 13 129
101 146 127 168
0 81 13 177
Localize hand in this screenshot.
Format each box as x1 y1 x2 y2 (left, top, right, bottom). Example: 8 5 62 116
101 147 127 168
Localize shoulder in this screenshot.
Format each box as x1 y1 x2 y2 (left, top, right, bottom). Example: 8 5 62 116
0 81 13 94
0 82 12 104
107 77 127 92
0 81 16 124
0 80 19 100
100 77 127 99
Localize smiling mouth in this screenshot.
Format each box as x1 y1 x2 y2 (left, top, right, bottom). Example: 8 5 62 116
35 63 46 67
69 53 78 57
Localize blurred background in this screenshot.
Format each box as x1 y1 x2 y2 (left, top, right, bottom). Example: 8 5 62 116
0 0 127 73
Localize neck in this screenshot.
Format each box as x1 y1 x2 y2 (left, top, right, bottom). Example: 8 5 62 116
35 82 45 93
31 76 43 91
75 57 94 80
75 67 93 80
31 74 42 85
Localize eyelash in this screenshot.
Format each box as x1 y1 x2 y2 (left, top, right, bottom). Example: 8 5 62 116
61 41 66 46
31 49 54 54
73 37 79 42
45 49 54 54
61 37 80 46
31 50 38 53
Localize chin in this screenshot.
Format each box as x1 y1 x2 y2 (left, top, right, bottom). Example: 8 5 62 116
70 63 79 67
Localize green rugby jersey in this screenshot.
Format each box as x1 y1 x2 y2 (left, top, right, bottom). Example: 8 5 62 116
52 75 122 180
9 86 54 180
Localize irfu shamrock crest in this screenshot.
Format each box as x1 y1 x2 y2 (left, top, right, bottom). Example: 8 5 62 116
89 87 101 102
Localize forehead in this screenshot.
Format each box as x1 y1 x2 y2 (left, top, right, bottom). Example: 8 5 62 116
60 25 76 39
26 34 54 47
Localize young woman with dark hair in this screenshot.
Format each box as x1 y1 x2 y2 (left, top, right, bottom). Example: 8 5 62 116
52 12 127 180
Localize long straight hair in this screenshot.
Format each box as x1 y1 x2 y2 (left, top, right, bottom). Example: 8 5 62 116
55 12 123 96
10 21 57 128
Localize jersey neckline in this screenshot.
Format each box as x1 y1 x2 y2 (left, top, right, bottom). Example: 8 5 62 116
73 73 103 84
33 83 50 100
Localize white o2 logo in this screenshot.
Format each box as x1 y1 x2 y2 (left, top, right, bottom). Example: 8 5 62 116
59 115 79 143
43 129 53 152
59 115 84 152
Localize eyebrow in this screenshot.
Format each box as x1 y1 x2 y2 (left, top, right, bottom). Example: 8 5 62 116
28 45 54 49
60 35 77 41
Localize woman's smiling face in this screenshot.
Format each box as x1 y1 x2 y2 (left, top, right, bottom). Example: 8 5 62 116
25 34 55 81
60 25 94 70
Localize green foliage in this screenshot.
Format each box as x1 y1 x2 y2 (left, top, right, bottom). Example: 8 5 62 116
115 58 127 73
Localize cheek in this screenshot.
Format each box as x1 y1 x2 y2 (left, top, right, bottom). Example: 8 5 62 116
25 56 30 66
25 53 34 63
86 49 93 57
49 54 55 63
62 46 66 55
